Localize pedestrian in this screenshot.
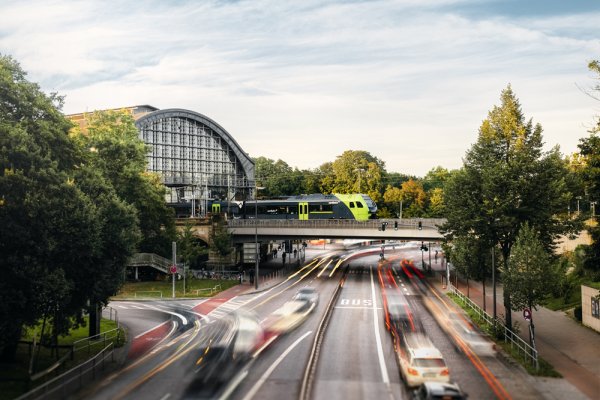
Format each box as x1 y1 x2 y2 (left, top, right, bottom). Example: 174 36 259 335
293 248 297 258
282 252 286 264
273 249 277 258
435 250 438 263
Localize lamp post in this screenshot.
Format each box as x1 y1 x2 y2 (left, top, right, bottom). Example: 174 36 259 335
354 168 365 193
254 183 265 290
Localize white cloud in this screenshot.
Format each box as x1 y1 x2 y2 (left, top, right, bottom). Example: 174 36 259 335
0 0 597 176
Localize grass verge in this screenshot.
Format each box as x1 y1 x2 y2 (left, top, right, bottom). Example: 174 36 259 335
0 317 126 400
112 278 239 299
447 293 561 377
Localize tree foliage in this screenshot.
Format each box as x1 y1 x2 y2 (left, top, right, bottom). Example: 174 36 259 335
0 55 140 358
577 58 600 279
71 110 176 257
503 223 555 312
441 85 575 329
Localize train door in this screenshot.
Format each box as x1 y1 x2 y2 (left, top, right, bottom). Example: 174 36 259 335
298 202 308 220
212 203 221 213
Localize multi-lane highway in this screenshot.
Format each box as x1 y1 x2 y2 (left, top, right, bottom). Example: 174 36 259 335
83 244 540 400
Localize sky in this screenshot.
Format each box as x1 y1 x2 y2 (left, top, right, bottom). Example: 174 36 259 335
1 0 599 177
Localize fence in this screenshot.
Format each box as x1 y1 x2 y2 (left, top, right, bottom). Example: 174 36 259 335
195 284 222 296
449 284 539 370
15 343 116 400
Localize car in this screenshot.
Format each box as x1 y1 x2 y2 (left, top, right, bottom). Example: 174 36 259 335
293 287 319 306
399 333 450 387
446 312 495 356
412 381 468 399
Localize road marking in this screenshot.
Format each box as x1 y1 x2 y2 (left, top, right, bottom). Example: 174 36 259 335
241 330 313 400
159 394 171 400
134 320 172 340
334 306 383 309
370 266 390 384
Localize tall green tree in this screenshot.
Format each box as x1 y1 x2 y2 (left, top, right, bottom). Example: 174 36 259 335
71 110 176 257
503 223 555 347
577 58 600 279
450 234 490 300
442 85 575 329
330 150 386 201
177 221 207 269
0 55 103 358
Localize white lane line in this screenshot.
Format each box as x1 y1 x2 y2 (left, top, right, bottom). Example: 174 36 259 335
132 302 189 325
159 394 171 400
370 266 390 384
241 330 313 400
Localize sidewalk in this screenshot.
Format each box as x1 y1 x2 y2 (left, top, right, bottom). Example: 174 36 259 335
429 262 599 400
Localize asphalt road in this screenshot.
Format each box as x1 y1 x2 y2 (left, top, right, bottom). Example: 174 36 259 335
83 244 539 400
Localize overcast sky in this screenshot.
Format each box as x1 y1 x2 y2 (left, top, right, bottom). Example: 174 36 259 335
1 0 599 176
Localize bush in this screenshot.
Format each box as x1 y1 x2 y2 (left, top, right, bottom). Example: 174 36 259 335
574 305 582 321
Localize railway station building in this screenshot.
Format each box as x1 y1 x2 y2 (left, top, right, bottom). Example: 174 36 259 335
67 105 256 216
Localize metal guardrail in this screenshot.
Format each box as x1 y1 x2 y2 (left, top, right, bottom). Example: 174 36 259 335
227 218 446 230
449 284 539 370
16 343 115 400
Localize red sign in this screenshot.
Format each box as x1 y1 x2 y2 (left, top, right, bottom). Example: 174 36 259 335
170 265 177 274
523 308 531 321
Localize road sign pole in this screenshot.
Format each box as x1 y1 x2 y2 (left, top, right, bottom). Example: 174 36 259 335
172 241 177 298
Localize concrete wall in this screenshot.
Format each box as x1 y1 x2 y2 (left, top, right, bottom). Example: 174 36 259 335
581 285 600 332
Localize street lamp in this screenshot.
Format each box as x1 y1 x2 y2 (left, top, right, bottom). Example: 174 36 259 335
354 168 365 193
254 183 265 290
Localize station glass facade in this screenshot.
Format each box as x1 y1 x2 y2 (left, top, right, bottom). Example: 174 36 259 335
135 109 255 214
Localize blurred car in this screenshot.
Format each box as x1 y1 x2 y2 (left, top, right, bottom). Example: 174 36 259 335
412 381 467 400
293 287 319 306
194 310 263 384
446 312 495 356
399 333 450 387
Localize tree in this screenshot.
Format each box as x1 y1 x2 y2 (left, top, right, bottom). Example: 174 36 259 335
383 185 404 217
577 58 600 280
450 234 489 300
329 150 386 201
399 179 426 217
442 85 575 330
178 221 207 269
503 223 555 348
71 110 176 257
209 216 234 270
0 55 102 358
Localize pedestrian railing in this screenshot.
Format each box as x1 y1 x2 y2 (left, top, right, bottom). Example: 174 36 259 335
16 343 115 400
72 328 122 356
195 284 222 296
227 218 446 230
448 284 539 370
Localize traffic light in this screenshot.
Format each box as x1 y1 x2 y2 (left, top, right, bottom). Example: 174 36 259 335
381 222 387 231
394 221 398 230
418 221 422 230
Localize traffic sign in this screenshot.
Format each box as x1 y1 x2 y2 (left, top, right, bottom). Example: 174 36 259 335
523 308 532 321
170 265 177 274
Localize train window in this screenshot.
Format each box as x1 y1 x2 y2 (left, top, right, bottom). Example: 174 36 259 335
356 202 363 208
349 202 355 208
309 204 333 213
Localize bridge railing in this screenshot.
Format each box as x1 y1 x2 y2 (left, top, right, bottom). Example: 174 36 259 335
127 253 172 274
227 218 446 230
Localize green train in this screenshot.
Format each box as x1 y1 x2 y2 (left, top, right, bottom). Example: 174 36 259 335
236 193 377 221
